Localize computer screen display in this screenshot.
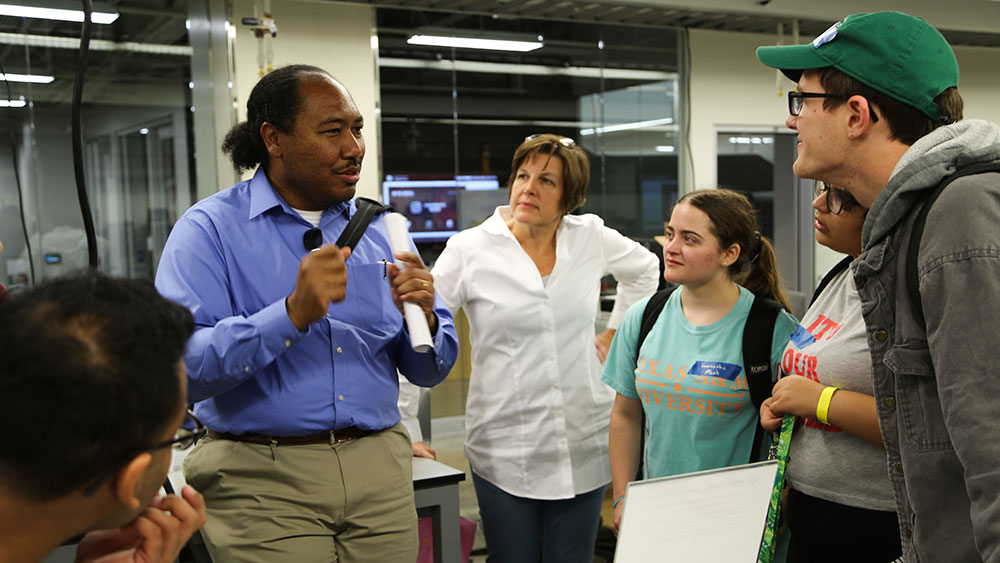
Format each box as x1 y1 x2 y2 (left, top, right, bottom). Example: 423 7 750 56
382 174 503 241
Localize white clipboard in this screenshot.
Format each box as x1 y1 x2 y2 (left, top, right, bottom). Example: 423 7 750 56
615 460 778 562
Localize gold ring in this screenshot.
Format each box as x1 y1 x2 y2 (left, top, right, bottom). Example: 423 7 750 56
421 280 430 289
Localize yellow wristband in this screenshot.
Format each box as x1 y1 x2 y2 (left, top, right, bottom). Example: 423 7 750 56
816 386 838 425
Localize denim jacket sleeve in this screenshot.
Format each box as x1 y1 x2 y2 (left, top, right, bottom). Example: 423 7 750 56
913 174 1000 562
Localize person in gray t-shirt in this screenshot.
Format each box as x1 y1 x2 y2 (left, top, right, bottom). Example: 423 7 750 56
760 182 900 563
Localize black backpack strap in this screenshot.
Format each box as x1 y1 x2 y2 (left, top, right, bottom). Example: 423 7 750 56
743 296 783 463
335 197 391 252
907 163 1000 329
636 286 675 358
811 256 853 306
633 286 675 481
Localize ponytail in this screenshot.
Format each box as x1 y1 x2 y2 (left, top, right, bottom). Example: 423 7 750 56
739 235 792 312
222 121 264 173
222 64 332 173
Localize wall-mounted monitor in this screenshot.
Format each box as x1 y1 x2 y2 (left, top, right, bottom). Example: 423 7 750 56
382 174 503 241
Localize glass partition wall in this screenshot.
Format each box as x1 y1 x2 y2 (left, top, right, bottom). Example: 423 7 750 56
376 9 684 416
0 3 196 287
377 8 682 244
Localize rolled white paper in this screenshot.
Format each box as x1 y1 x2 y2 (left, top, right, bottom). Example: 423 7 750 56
383 212 434 353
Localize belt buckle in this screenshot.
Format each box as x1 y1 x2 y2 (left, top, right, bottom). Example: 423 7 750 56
330 429 353 445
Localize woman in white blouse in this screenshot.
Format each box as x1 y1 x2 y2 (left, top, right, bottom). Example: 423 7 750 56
431 134 659 562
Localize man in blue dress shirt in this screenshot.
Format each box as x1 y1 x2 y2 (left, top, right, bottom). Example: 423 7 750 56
155 64 458 562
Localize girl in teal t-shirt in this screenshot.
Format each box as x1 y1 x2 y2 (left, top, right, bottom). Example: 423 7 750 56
601 189 798 534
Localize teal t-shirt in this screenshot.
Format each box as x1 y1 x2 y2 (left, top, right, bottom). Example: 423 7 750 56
601 286 798 479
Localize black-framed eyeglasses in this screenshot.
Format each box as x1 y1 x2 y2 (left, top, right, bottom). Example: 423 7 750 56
152 409 207 452
303 228 323 252
788 91 879 123
82 410 207 497
814 182 861 215
524 134 576 148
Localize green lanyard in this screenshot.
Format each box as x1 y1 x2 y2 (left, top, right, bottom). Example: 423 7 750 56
758 414 795 563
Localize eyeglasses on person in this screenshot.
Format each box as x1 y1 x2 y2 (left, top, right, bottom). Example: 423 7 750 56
524 134 576 148
788 91 879 123
814 182 861 215
153 409 207 451
82 409 207 497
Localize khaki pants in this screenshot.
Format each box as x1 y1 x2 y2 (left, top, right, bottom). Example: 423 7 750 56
183 423 417 563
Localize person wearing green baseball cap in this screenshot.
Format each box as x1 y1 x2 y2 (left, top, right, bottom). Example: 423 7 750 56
757 11 1000 563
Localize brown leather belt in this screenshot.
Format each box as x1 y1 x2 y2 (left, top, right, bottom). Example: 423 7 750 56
206 427 369 446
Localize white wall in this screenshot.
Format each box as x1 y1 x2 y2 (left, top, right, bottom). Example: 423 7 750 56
689 28 792 193
230 0 381 200
688 28 1000 282
954 46 1000 126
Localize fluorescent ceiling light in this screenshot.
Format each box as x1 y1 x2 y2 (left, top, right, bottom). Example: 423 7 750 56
0 3 119 24
380 57 675 81
0 100 26 107
581 117 675 136
655 145 675 153
407 34 542 53
728 136 774 144
0 72 53 83
0 31 192 55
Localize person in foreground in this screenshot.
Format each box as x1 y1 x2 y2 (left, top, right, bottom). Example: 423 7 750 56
155 64 458 562
757 11 1000 562
603 188 798 534
760 183 900 562
0 270 205 563
0 237 6 301
431 133 659 561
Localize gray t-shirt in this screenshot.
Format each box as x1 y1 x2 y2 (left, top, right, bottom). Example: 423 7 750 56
783 265 894 511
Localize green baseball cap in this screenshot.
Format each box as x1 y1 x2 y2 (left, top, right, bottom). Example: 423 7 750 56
756 11 959 122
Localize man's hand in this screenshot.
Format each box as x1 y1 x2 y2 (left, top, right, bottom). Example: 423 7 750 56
287 245 352 331
388 251 437 334
595 329 616 364
75 485 206 563
412 441 437 460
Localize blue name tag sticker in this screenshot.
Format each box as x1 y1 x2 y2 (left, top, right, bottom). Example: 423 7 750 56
689 361 742 381
790 325 816 349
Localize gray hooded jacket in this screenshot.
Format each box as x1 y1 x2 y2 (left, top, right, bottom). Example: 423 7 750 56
853 119 1000 563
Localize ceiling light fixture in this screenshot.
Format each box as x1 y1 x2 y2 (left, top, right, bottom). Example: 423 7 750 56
0 72 54 83
407 34 543 52
380 58 673 81
0 3 119 24
0 99 26 108
581 117 675 136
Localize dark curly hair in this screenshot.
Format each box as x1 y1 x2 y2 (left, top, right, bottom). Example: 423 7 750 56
222 64 332 173
0 270 195 501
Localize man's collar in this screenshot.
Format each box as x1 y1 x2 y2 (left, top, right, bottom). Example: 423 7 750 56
247 167 353 223
248 168 286 220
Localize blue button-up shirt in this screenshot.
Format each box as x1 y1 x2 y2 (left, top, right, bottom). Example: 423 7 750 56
155 168 458 436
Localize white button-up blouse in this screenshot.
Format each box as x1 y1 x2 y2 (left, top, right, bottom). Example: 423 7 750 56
431 206 659 499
